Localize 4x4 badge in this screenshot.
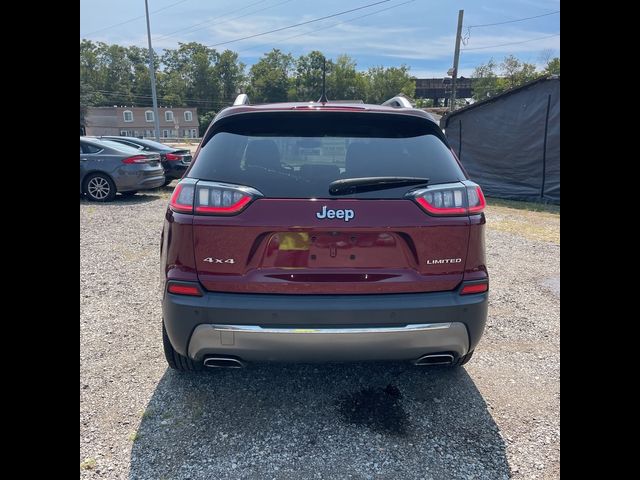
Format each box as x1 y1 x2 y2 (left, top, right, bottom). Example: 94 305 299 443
203 257 235 264
316 205 354 222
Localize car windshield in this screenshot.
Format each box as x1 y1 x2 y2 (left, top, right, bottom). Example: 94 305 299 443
188 111 465 199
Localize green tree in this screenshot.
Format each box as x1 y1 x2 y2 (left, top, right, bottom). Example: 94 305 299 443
500 54 538 89
544 57 560 75
198 110 217 136
364 65 415 104
161 42 220 109
215 50 246 104
80 40 104 94
247 49 294 103
80 40 107 119
126 46 159 104
80 82 102 124
293 51 332 101
472 58 506 100
327 54 367 101
101 44 136 105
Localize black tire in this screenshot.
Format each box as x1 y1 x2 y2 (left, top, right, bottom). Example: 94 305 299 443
120 190 138 197
84 173 116 202
453 349 474 367
162 322 202 371
163 178 174 187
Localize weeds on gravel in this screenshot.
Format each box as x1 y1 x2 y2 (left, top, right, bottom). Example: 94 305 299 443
485 199 560 244
486 197 559 214
80 458 97 470
141 408 156 419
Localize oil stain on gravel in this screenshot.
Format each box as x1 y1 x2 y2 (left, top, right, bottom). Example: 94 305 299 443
337 384 408 435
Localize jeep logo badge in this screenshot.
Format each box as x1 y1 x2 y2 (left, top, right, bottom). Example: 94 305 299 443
316 205 354 222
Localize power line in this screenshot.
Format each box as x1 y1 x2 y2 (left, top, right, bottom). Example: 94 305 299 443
207 0 394 47
237 0 416 54
154 0 291 42
81 0 191 37
92 89 231 106
466 10 559 28
462 33 559 51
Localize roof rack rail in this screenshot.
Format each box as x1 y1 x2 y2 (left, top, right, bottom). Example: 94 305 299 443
233 94 250 106
381 95 413 108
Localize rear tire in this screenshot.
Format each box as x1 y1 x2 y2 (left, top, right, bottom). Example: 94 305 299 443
453 349 474 367
162 322 202 371
84 173 116 202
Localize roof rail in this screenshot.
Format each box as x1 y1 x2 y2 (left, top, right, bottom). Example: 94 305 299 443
233 94 250 106
381 95 413 108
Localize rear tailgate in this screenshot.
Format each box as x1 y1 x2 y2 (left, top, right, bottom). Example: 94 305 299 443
193 198 468 294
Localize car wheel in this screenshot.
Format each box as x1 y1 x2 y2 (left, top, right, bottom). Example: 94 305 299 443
163 178 174 187
120 191 138 197
162 321 202 371
453 349 474 367
84 173 116 202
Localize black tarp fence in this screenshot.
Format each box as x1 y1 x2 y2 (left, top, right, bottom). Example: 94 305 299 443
441 76 560 204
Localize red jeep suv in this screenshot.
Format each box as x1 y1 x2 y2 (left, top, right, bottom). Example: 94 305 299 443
160 95 488 371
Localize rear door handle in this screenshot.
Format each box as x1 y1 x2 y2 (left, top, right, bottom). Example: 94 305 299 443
80 158 88 162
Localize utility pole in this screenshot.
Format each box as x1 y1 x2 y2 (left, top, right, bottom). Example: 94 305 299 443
144 0 161 141
450 9 464 112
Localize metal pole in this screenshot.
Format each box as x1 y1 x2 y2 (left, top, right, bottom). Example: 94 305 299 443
450 9 464 112
145 0 161 141
540 94 552 200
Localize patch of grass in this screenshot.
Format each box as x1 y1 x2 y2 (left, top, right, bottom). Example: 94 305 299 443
80 458 97 470
161 411 173 420
486 197 560 214
141 408 156 419
186 394 206 420
128 431 141 442
485 201 560 244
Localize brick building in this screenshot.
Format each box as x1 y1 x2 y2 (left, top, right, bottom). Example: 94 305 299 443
84 106 199 139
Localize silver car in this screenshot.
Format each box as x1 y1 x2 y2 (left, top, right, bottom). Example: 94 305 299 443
80 137 165 201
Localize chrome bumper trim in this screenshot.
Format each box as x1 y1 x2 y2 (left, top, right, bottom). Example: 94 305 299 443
188 322 469 363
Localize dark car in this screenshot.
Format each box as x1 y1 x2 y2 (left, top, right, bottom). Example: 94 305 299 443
80 137 165 201
99 136 192 186
160 95 488 371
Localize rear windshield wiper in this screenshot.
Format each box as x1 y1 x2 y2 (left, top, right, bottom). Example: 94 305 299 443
329 177 430 196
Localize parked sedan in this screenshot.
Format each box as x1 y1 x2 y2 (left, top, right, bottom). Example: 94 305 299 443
99 136 192 186
80 137 165 202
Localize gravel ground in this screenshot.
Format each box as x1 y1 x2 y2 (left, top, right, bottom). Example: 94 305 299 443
80 187 559 479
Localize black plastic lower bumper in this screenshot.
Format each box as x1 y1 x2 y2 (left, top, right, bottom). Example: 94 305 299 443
163 287 488 359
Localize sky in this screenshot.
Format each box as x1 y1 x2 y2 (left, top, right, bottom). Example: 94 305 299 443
80 0 560 78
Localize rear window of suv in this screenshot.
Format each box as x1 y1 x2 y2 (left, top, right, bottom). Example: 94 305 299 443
188 111 466 199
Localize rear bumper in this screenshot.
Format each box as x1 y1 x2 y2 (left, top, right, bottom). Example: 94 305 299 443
162 161 188 179
115 170 165 192
188 322 469 362
163 288 488 363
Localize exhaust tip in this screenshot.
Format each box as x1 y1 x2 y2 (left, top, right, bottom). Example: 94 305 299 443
203 357 245 368
414 353 455 366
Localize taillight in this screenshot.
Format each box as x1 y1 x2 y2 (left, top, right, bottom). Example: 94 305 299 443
167 282 202 296
122 155 149 164
467 186 486 213
460 281 488 295
194 181 261 215
410 181 486 216
169 180 261 215
169 182 195 213
165 153 181 161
